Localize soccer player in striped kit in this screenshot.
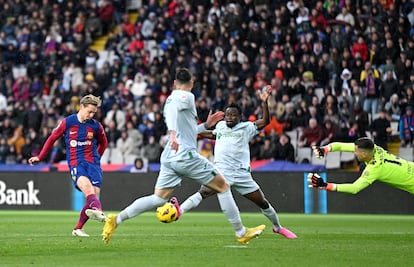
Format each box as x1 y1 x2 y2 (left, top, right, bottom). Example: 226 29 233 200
29 94 108 237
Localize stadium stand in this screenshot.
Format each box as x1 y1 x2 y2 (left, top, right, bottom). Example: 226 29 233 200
0 0 412 170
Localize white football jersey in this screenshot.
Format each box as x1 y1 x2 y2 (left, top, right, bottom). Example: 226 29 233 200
161 89 200 162
213 121 259 169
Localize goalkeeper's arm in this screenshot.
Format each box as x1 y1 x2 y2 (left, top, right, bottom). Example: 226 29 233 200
307 173 337 191
312 142 356 158
308 173 372 194
312 145 331 159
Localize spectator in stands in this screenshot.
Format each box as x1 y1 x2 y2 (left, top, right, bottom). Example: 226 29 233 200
98 0 115 34
104 102 126 131
142 135 162 163
381 70 400 108
273 134 295 162
130 157 148 173
105 120 121 148
85 9 103 39
349 102 369 138
399 105 414 147
0 137 11 164
141 12 157 40
351 35 368 62
116 130 136 158
384 93 402 121
291 107 308 130
320 119 337 146
298 118 324 148
259 138 275 160
360 61 381 115
0 0 413 167
370 109 392 149
249 135 263 161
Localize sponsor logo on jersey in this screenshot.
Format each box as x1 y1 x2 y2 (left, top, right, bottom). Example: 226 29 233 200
217 132 242 139
70 139 92 147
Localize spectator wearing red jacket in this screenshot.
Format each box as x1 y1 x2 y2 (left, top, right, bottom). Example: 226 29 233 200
298 118 324 147
98 0 115 34
351 35 368 61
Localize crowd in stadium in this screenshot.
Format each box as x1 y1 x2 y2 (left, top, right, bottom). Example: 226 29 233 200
0 0 414 166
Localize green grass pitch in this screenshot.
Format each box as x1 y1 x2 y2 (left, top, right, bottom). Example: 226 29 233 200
1 211 414 267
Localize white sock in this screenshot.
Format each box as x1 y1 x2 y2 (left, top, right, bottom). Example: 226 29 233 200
180 192 203 214
117 194 167 224
217 189 245 236
261 204 281 230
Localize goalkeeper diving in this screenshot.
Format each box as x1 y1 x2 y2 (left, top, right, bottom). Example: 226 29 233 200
308 137 414 194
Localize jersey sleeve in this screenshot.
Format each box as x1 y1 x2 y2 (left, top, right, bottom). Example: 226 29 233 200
176 92 193 111
336 165 377 194
97 123 108 156
248 122 259 139
164 99 179 132
38 119 66 160
330 142 355 152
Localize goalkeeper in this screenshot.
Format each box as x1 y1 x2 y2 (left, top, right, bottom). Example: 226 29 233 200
309 137 414 194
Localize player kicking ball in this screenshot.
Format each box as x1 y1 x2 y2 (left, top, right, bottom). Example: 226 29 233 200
308 137 414 195
29 95 108 237
175 85 297 239
102 68 266 245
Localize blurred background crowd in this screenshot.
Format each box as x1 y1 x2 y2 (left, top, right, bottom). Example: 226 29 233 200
0 0 414 167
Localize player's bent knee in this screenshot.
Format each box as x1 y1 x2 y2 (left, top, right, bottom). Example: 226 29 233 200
199 185 216 199
206 175 230 193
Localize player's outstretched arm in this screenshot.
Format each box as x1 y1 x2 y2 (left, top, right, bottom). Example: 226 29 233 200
205 110 224 129
198 130 215 139
312 145 331 159
255 85 271 129
28 156 40 166
307 173 337 191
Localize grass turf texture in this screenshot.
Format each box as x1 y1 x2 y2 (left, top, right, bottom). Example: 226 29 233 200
1 211 413 267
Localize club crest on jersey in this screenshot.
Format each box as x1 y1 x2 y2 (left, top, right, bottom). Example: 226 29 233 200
87 132 94 139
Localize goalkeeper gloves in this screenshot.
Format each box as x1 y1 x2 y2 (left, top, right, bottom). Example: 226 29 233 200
312 145 330 159
307 173 337 191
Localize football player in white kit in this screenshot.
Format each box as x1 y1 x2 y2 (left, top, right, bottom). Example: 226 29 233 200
102 68 266 244
179 85 297 239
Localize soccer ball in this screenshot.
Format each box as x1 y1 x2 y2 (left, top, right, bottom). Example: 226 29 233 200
156 202 178 223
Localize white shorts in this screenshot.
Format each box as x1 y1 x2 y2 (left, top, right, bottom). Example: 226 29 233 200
155 153 219 189
216 164 260 196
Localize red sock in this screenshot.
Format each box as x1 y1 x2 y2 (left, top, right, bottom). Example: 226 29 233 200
86 194 102 211
74 204 89 229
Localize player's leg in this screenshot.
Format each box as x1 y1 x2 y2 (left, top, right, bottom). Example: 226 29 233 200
102 189 171 244
243 189 297 239
74 164 106 222
207 174 265 244
180 185 216 214
117 188 172 224
102 163 178 244
76 175 106 222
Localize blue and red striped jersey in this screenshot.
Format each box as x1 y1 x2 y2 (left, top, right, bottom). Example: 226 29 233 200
38 114 108 167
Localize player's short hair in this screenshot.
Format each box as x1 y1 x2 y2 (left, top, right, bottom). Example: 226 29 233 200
225 103 242 116
355 137 374 150
80 94 101 107
175 68 192 84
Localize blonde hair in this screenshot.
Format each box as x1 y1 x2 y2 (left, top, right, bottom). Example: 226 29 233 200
80 94 101 107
